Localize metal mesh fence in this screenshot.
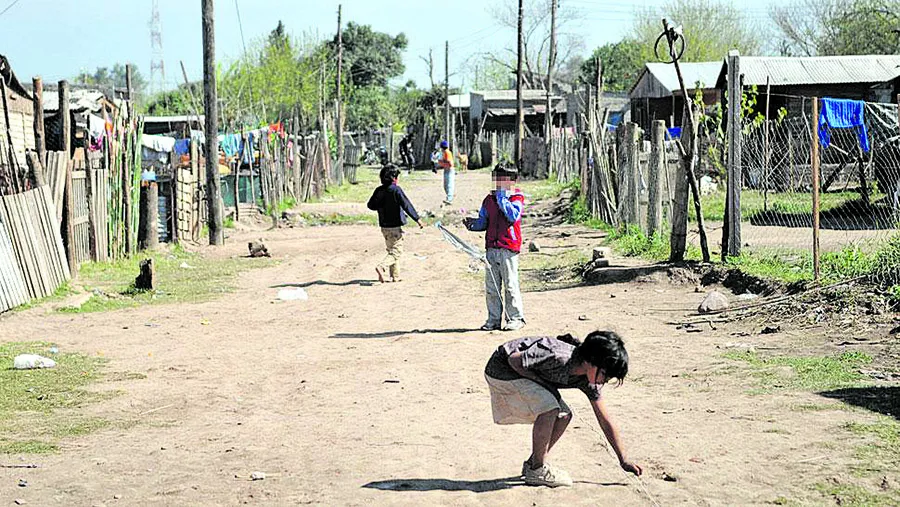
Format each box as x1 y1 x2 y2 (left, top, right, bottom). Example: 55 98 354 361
733 97 900 286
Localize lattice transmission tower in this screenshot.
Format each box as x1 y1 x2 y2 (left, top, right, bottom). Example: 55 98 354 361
149 0 165 95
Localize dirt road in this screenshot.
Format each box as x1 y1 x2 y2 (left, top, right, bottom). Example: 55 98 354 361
0 170 886 505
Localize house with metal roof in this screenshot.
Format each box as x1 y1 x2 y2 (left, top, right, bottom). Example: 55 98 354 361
468 89 566 135
0 54 36 166
714 55 900 117
629 61 722 132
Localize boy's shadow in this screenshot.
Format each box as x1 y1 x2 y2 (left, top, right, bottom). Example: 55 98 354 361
270 280 375 288
363 477 626 492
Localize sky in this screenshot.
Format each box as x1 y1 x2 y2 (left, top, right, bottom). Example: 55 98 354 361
0 0 779 94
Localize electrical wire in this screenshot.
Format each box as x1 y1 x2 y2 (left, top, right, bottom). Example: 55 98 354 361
0 0 22 18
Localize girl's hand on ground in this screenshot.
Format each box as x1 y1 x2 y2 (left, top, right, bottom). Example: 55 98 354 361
621 461 643 476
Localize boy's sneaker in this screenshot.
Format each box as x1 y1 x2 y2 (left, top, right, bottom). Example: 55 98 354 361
524 464 573 488
480 322 501 331
504 320 525 331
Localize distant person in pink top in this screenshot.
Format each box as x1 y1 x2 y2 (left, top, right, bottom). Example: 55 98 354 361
463 162 525 331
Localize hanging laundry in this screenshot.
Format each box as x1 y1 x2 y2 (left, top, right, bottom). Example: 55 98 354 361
218 133 241 157
190 129 206 143
818 98 870 152
174 139 191 155
142 134 177 153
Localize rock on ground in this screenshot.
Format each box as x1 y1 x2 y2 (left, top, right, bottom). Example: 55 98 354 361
698 290 729 313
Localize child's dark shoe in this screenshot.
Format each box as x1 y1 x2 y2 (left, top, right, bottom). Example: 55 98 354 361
480 322 501 331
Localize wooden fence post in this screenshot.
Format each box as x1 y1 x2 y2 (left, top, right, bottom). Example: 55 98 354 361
84 147 98 261
724 50 742 258
811 97 821 281
138 179 159 251
59 80 76 276
32 76 46 172
647 120 665 236
618 122 640 227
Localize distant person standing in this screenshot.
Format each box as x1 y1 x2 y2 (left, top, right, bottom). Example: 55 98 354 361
438 140 455 204
399 133 416 174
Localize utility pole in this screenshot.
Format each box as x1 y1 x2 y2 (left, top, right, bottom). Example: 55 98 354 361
202 0 223 245
444 40 450 147
545 0 557 176
336 4 344 185
515 0 525 169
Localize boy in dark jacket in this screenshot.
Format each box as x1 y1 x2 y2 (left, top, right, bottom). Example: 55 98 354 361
367 165 423 283
463 162 526 331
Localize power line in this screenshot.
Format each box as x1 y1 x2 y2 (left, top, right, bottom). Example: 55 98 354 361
0 0 22 18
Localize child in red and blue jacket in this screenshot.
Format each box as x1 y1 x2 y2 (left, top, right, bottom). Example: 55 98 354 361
464 162 526 331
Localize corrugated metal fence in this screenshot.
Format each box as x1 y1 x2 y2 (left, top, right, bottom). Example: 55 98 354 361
0 186 70 312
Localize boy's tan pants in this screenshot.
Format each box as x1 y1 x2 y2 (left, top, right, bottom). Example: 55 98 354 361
378 227 404 279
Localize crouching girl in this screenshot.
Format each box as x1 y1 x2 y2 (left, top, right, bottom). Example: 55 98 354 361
483 331 642 487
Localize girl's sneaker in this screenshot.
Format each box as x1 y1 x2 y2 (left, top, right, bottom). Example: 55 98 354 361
524 464 573 488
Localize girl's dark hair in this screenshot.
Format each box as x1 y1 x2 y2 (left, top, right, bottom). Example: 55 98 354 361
561 330 629 385
379 164 400 185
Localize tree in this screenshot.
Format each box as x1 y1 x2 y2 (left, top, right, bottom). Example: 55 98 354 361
74 63 148 102
481 0 585 88
631 0 761 63
466 58 513 91
218 23 324 126
328 23 408 88
579 39 644 92
771 0 900 56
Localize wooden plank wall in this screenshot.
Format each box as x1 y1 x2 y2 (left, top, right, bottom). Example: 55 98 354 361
71 163 110 264
43 151 68 222
0 219 28 312
0 104 36 167
0 186 70 309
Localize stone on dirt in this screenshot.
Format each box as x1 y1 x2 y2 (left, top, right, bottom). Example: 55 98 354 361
250 471 266 481
698 290 729 313
527 241 541 253
248 240 270 258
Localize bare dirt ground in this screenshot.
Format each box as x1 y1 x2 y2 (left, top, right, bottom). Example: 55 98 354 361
0 169 896 506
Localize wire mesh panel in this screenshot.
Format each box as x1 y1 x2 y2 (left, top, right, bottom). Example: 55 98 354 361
730 96 899 284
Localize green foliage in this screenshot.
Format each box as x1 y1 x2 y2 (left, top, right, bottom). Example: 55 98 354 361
580 39 644 91
219 23 324 125
143 85 196 116
74 63 148 105
607 226 672 260
773 0 900 57
61 249 273 313
468 59 513 90
814 481 900 507
329 22 408 88
632 0 761 63
868 233 900 287
0 341 112 453
725 350 872 392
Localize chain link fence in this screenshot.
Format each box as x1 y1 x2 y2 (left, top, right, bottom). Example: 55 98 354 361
730 97 900 286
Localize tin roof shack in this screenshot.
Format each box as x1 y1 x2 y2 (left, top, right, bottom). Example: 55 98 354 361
41 86 122 156
629 62 722 133
566 91 630 132
469 89 565 136
142 115 204 137
714 55 900 118
0 55 36 168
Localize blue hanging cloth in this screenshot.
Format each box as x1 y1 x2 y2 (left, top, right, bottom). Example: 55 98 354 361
818 98 870 152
